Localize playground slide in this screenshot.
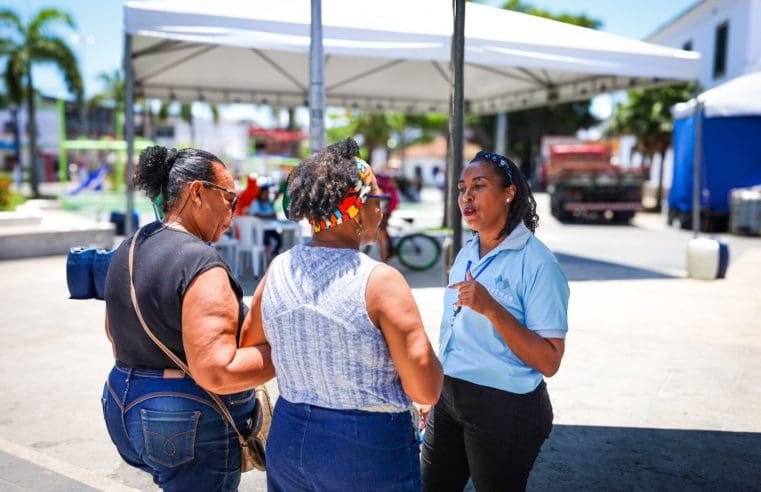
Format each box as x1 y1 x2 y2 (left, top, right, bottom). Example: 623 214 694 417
67 166 108 196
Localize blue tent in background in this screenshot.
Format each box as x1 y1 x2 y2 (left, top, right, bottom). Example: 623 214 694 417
670 72 761 226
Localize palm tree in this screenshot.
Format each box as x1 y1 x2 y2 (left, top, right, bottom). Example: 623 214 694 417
88 69 124 136
0 7 83 197
607 83 695 211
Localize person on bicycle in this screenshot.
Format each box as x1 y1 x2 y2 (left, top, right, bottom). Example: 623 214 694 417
375 171 400 261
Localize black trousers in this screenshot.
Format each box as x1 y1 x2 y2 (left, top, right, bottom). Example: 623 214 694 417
421 376 553 492
264 230 282 256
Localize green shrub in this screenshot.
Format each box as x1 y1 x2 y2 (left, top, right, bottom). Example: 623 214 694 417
0 172 24 211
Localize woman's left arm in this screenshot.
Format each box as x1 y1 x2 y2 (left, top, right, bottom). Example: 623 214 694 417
183 267 275 394
451 266 567 377
239 270 269 348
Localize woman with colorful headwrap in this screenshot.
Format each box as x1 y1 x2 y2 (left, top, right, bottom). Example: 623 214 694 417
239 138 443 490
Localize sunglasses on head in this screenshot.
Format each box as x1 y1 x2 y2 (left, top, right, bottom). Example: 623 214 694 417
200 180 238 212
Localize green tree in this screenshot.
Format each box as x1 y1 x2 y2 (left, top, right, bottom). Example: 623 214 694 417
180 102 194 144
498 0 601 29
87 69 124 136
607 82 695 211
0 89 22 170
328 111 448 164
469 0 601 179
0 7 83 197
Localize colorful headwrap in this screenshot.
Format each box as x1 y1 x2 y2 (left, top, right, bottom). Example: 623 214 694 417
310 157 373 233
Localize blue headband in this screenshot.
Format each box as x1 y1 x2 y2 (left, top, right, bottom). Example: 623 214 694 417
473 151 514 183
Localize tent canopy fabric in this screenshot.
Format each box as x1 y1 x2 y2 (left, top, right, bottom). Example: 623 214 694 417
672 71 761 119
124 0 700 114
669 71 761 214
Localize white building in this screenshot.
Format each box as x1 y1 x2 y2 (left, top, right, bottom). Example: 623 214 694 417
647 0 761 90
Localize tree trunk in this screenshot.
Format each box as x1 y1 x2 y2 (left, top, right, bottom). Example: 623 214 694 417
442 126 450 228
10 107 21 169
141 102 152 139
26 70 40 198
655 148 667 213
288 108 298 131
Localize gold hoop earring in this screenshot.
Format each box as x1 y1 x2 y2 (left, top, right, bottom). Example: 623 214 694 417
355 221 364 237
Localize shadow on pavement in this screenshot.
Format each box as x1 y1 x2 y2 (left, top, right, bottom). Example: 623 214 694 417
530 424 761 490
555 253 678 281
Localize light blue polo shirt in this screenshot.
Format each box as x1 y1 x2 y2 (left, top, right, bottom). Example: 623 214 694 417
439 223 570 394
250 199 275 217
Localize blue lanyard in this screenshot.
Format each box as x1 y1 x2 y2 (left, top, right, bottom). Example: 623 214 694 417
453 254 498 316
464 255 497 282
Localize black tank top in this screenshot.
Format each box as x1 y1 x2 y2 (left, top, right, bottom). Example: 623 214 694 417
105 221 246 369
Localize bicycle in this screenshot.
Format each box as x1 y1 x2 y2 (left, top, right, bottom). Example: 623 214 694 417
363 216 442 271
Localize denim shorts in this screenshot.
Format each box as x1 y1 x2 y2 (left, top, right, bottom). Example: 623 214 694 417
267 397 421 491
101 365 256 492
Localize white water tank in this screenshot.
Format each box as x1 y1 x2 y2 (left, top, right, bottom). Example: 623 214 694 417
687 238 729 280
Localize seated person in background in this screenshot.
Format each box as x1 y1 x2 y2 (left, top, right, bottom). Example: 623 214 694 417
234 173 259 216
375 172 400 261
250 184 282 259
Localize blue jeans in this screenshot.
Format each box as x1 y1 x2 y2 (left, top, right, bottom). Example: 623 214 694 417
267 397 421 491
101 365 256 491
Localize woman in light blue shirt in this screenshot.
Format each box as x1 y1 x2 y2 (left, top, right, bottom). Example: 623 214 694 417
421 151 570 492
249 184 282 258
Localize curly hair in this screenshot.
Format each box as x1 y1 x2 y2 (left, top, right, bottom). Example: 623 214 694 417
470 153 539 237
287 138 361 223
134 146 221 212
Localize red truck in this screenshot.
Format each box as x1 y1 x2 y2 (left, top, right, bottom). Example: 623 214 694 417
544 144 644 222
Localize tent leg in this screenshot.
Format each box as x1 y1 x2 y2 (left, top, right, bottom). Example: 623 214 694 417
309 0 326 154
495 112 507 156
124 33 136 235
447 0 466 266
691 101 702 237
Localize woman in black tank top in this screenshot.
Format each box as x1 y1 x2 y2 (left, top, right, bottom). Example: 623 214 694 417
101 146 274 491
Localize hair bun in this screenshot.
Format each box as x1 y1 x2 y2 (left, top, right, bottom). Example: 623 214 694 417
134 145 175 201
166 148 178 167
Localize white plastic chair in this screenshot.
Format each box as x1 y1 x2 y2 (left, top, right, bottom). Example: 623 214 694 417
213 234 239 273
233 216 267 277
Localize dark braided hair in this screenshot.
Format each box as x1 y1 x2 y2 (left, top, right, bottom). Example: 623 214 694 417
287 138 361 222
134 146 222 213
470 151 539 238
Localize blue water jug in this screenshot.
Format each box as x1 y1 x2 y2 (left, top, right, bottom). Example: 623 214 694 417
109 211 140 236
93 249 115 300
66 247 97 299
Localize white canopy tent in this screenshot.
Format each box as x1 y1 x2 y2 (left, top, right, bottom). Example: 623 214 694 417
121 0 700 239
672 71 761 119
124 0 700 114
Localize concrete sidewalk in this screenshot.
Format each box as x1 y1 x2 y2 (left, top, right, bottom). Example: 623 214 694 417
0 223 760 490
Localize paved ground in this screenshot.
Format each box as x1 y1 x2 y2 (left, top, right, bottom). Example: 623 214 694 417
0 190 759 490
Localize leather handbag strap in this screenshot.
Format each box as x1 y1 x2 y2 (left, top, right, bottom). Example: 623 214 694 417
128 230 248 448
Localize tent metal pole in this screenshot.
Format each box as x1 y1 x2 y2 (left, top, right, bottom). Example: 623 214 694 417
691 100 703 238
309 0 326 153
447 0 466 266
495 112 507 155
124 32 136 235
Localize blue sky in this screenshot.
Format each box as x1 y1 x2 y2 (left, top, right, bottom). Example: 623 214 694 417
2 0 696 103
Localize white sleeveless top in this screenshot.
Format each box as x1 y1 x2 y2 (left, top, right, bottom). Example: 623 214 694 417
261 245 411 412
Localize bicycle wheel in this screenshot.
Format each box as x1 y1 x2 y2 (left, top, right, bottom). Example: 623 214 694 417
396 233 441 271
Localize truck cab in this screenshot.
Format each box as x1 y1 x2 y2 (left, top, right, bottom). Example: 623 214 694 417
545 143 644 222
